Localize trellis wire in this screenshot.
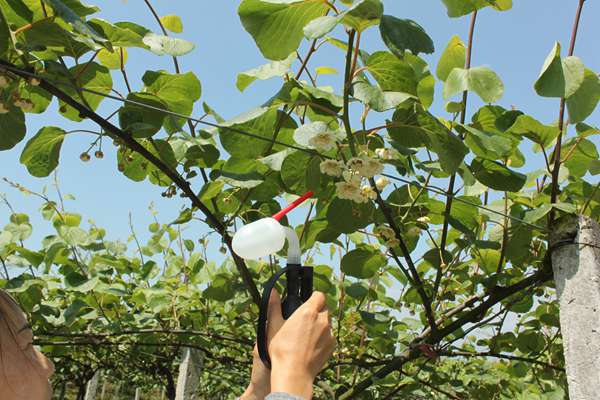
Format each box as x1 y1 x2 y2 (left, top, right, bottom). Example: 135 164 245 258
1 64 547 231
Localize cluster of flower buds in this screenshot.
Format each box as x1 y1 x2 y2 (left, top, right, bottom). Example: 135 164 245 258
319 154 388 204
374 225 399 248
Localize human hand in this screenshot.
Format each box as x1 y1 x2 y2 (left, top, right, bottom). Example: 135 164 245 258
269 292 335 399
240 290 285 400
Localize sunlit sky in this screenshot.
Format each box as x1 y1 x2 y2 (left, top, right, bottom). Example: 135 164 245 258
2 0 599 277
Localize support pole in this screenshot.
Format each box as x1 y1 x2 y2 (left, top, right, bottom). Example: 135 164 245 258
84 371 101 400
175 347 203 400
551 215 600 400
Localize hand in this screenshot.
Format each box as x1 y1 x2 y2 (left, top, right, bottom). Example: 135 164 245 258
269 292 335 399
240 290 285 400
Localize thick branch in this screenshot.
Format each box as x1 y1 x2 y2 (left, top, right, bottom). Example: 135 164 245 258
0 59 261 305
441 350 565 372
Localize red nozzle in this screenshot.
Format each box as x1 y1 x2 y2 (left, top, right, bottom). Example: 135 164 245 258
272 191 314 221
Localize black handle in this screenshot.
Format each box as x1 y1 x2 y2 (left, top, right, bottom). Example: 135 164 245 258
257 264 313 368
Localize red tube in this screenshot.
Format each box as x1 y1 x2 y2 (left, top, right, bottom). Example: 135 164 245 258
272 191 314 221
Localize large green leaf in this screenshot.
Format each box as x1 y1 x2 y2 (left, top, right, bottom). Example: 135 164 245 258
303 15 338 39
142 70 201 132
366 51 418 94
436 35 465 81
326 198 375 233
379 15 434 57
0 106 26 150
160 15 183 33
42 0 108 50
341 245 387 279
56 62 113 122
238 0 328 60
118 92 167 138
441 0 512 18
507 115 559 149
444 66 504 103
219 157 264 189
19 127 66 177
463 125 513 161
470 158 527 192
563 138 598 178
88 18 148 48
340 0 383 33
236 53 295 92
219 107 295 158
567 68 600 123
534 42 584 98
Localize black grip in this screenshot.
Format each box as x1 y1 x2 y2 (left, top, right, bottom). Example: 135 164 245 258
257 264 313 368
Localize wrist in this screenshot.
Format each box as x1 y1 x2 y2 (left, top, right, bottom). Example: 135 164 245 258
240 382 269 400
270 362 313 399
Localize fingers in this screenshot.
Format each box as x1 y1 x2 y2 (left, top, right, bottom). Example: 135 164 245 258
306 291 326 311
267 289 284 338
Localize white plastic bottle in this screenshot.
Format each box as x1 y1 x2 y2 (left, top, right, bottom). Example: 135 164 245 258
232 217 286 260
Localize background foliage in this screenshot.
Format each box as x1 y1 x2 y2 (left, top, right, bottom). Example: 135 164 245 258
0 0 599 398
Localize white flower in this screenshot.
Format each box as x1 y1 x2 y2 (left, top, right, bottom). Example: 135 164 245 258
361 185 377 201
319 160 345 177
375 148 396 160
342 170 362 186
335 180 362 202
347 156 384 178
0 75 9 89
375 176 389 191
417 216 431 224
309 131 338 151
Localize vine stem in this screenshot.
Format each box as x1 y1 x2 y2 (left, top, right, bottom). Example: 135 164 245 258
549 0 587 225
433 10 478 300
0 59 261 306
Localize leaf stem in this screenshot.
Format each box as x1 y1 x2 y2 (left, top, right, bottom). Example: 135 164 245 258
549 0 586 225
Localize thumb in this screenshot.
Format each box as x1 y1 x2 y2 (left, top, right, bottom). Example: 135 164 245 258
267 289 284 341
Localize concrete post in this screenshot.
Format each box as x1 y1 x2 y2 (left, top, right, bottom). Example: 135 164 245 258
84 371 101 400
175 347 203 400
551 215 600 400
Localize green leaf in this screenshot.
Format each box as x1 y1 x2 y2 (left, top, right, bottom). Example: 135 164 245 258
219 107 295 158
19 127 66 177
366 51 418 94
341 245 387 279
507 115 559 149
444 66 504 103
142 70 201 132
97 47 127 70
567 68 600 123
379 15 434 57
118 93 167 138
534 42 584 98
88 18 148 48
42 0 109 50
142 33 195 56
352 76 414 112
516 330 545 354
470 158 527 192
0 106 26 150
56 62 113 122
563 138 598 178
238 0 328 60
436 35 465 81
236 53 295 92
303 15 339 39
219 158 264 189
340 0 383 32
326 198 375 234
160 14 183 33
463 125 513 160
441 0 512 18
0 6 11 57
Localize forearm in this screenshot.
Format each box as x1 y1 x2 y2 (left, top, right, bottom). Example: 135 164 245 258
270 366 313 400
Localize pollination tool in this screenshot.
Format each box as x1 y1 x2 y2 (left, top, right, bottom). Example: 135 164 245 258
232 191 314 368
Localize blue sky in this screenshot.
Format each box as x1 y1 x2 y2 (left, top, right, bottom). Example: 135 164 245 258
1 0 599 268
